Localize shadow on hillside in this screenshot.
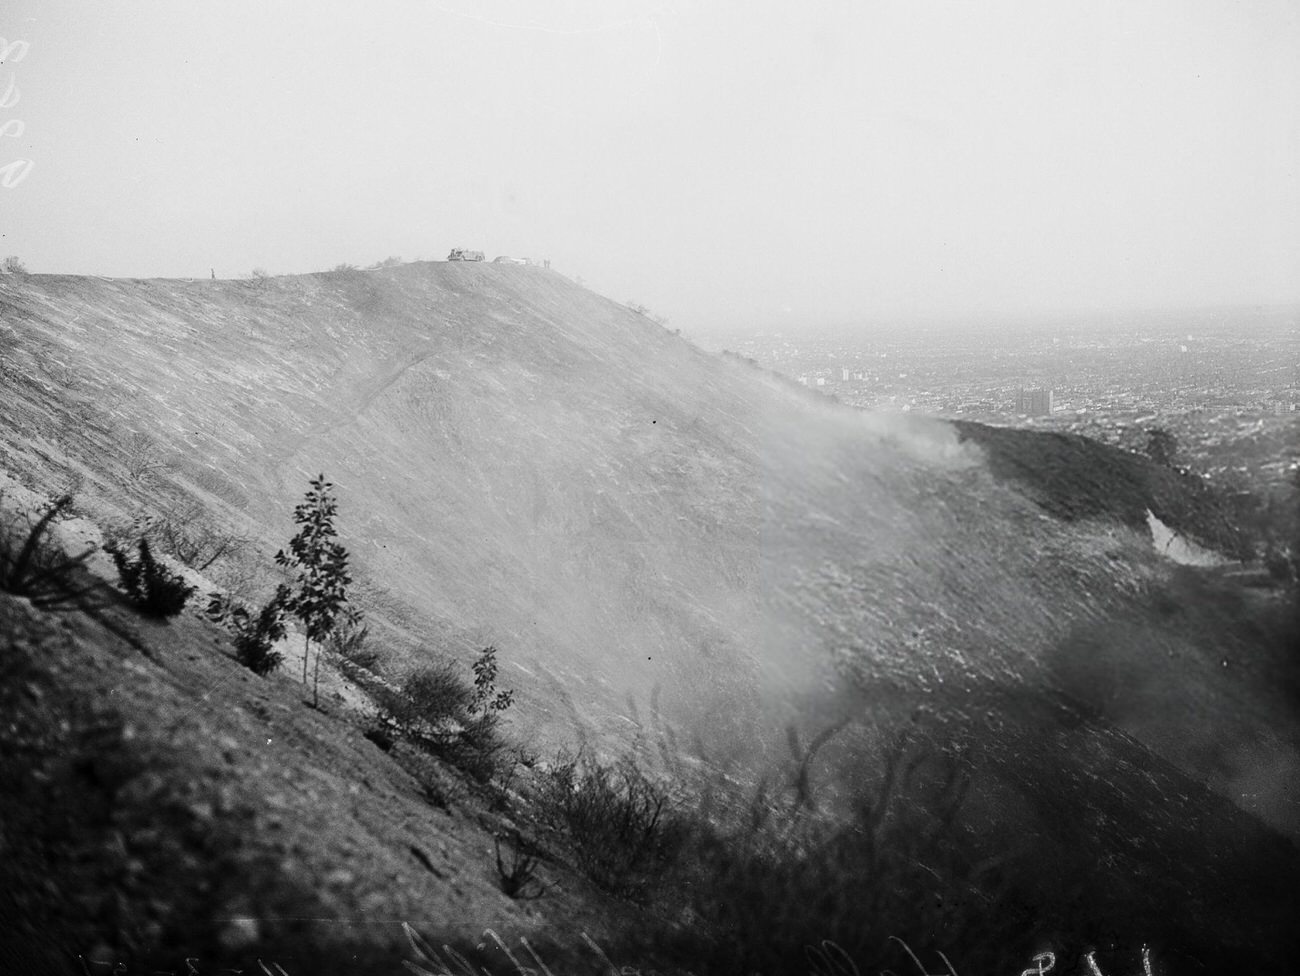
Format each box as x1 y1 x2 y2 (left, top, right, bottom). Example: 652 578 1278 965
577 564 1300 976
585 681 1300 976
953 420 1251 557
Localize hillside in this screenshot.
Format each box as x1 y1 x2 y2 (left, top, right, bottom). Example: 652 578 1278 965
2 264 1298 974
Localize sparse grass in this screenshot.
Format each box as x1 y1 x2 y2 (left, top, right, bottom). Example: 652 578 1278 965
0 492 99 609
144 502 251 572
107 538 196 619
323 606 379 671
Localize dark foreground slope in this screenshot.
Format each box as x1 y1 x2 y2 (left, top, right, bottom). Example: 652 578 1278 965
2 265 1298 973
4 578 1297 975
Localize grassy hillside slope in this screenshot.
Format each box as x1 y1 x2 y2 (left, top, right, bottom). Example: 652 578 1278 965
2 264 1297 973
0 266 1240 714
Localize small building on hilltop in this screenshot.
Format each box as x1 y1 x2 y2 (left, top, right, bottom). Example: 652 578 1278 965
447 248 485 262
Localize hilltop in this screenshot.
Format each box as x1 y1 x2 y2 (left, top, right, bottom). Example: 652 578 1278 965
1 263 1297 974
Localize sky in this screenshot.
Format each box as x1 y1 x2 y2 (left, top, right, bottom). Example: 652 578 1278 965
1 0 1297 333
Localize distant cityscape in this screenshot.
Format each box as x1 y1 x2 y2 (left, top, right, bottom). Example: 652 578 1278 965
707 306 1299 493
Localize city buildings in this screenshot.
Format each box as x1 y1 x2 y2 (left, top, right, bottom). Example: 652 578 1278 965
1016 388 1054 417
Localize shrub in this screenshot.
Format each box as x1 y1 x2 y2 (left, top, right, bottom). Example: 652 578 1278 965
2 255 27 274
108 538 196 618
400 660 475 727
363 716 397 752
642 728 1019 975
0 493 98 609
376 647 514 783
143 502 250 572
494 831 546 900
535 750 682 898
324 605 379 670
121 431 170 481
206 589 289 676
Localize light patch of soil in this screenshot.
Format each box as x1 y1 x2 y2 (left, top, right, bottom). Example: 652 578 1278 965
1147 508 1228 566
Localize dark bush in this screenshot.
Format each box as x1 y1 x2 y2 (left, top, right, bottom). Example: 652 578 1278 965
494 831 546 900
0 493 98 609
363 717 397 752
634 729 1027 975
535 750 683 898
108 538 195 618
206 588 289 676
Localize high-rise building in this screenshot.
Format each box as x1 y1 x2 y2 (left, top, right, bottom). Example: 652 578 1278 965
1016 388 1054 416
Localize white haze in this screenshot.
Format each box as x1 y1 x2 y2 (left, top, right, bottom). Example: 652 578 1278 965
2 0 1298 332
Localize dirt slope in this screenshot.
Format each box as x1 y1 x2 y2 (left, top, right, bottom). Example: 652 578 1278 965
0 578 660 975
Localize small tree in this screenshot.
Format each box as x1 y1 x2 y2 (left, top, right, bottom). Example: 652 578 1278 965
471 645 514 714
2 256 27 274
276 475 351 707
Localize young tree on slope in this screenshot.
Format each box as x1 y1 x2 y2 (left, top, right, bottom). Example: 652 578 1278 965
276 474 351 707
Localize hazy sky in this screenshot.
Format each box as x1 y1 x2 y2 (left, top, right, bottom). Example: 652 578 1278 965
2 0 1297 332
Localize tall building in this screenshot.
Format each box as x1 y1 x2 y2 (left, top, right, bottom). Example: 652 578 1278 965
1016 388 1054 416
